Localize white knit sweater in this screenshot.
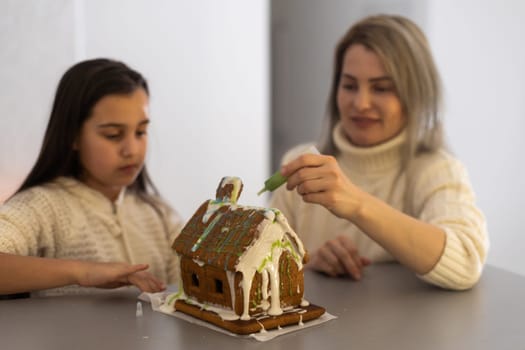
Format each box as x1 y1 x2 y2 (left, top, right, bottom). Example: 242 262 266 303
0 177 183 296
270 123 489 290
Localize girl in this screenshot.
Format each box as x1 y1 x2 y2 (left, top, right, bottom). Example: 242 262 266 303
0 58 182 296
270 15 489 290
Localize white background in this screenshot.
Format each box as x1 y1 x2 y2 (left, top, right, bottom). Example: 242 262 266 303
0 0 270 219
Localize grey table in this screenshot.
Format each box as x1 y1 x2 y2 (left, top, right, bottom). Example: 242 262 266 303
1 264 524 350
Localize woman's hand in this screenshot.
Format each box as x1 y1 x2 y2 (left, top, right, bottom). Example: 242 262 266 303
75 261 166 293
307 235 371 280
281 154 365 220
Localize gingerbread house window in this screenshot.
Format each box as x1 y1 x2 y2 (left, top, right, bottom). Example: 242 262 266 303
191 273 199 287
214 279 223 294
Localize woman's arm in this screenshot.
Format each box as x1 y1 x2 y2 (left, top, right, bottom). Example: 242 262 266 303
270 148 372 280
281 153 475 280
0 252 166 294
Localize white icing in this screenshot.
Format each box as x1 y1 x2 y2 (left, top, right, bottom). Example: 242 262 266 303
198 303 240 321
263 209 276 221
256 320 267 333
226 270 236 312
193 259 205 267
159 302 176 314
261 269 269 310
267 244 283 316
162 291 312 323
234 211 305 320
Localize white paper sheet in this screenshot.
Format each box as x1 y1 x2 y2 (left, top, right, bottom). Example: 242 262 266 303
138 291 336 342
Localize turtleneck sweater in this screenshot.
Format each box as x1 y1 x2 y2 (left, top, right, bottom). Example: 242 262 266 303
270 123 488 290
0 177 183 296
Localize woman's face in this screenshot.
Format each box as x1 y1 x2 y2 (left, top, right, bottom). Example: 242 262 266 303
75 88 150 200
336 44 406 147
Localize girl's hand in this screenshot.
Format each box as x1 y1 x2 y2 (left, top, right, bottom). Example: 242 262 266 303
281 154 365 221
307 235 371 280
76 261 166 293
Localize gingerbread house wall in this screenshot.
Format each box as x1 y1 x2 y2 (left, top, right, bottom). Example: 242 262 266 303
180 257 233 308
234 250 304 316
179 251 304 317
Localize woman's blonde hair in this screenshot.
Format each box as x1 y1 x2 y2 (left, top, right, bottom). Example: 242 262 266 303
319 14 444 164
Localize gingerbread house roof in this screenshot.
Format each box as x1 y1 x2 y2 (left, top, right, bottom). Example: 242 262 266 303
173 177 305 272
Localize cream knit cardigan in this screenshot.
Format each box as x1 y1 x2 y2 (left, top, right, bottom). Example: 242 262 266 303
0 177 183 295
270 123 489 290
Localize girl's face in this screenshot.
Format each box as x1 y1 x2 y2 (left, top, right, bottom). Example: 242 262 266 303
336 44 406 147
75 88 150 200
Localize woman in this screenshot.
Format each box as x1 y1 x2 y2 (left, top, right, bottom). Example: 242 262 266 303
270 15 488 290
0 58 182 295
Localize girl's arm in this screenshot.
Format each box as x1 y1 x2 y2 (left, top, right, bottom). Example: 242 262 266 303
0 252 166 294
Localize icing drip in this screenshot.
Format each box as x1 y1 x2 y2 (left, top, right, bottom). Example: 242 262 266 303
226 270 236 311
163 291 313 323
261 269 269 310
235 215 301 320
267 246 283 316
193 259 205 267
256 320 267 333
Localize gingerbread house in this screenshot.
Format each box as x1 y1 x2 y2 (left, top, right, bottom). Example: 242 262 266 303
171 177 324 334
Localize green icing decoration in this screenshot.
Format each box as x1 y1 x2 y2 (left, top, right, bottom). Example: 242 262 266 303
191 213 223 252
167 291 183 305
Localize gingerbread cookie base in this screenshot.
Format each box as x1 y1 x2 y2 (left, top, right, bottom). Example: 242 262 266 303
174 300 326 335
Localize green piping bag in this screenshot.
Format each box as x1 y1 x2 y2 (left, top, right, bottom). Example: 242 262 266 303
257 145 320 195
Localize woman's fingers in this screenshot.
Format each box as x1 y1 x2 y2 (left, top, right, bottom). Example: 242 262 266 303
310 236 371 280
284 155 338 190
360 256 372 266
281 154 326 178
327 239 363 280
316 245 346 276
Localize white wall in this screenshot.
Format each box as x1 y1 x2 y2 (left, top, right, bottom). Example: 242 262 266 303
427 0 525 275
0 0 269 219
0 0 76 200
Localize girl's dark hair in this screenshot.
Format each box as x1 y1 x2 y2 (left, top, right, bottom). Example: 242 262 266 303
16 58 160 200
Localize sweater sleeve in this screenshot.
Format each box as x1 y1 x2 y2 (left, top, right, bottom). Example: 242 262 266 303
411 153 489 290
0 188 58 256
